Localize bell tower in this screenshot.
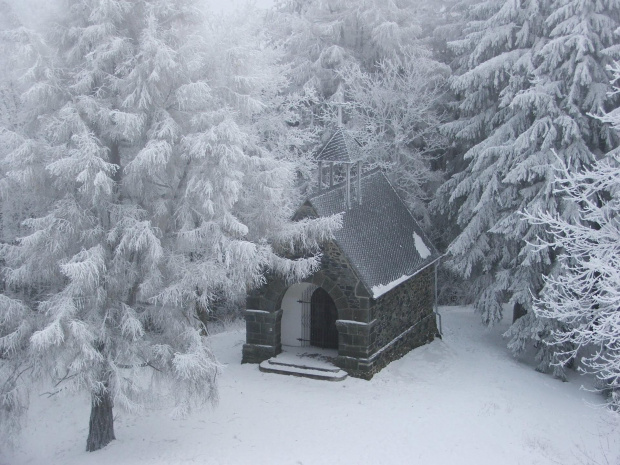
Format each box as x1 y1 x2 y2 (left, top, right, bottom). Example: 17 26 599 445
315 127 363 209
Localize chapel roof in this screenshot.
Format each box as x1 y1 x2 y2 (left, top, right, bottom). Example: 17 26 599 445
314 127 363 163
307 169 440 299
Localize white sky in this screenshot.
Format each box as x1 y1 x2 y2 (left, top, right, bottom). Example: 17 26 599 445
7 0 276 27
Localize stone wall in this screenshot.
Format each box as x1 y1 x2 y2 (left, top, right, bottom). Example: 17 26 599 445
318 240 369 322
242 309 283 364
335 265 437 379
246 274 288 313
242 240 438 379
242 239 368 365
372 265 436 349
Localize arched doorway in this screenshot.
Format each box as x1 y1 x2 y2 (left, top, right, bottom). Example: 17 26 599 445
280 284 339 350
310 288 339 349
280 283 316 347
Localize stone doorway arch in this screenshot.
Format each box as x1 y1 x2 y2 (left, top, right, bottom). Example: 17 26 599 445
280 283 339 350
310 287 338 349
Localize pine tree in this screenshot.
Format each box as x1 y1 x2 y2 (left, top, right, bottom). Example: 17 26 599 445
527 152 620 406
436 0 620 376
0 2 45 442
0 1 21 130
435 0 549 317
270 0 427 99
0 0 338 451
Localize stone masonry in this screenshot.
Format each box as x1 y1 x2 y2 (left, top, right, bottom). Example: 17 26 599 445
242 238 438 379
338 265 437 379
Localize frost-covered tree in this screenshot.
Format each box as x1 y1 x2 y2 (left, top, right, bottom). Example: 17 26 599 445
215 5 322 197
0 0 338 452
270 0 426 99
435 0 620 376
0 2 21 129
269 0 450 224
0 2 45 441
339 50 449 223
527 151 620 407
435 0 550 315
527 63 620 407
425 0 478 65
503 0 620 374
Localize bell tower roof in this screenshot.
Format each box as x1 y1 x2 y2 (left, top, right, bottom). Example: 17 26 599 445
314 127 363 163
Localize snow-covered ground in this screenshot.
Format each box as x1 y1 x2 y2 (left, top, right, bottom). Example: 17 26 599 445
4 306 619 465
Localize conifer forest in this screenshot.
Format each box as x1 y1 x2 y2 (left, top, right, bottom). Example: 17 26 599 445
1 1 620 463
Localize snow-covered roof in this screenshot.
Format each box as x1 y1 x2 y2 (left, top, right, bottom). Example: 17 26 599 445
308 169 440 299
314 127 363 163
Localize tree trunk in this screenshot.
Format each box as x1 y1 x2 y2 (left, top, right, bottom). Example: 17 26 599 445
513 302 527 323
109 141 121 184
86 384 115 452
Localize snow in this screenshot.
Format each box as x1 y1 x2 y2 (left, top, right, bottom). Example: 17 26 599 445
371 273 413 298
337 319 375 325
413 232 432 259
259 359 348 381
262 347 339 371
369 232 433 298
4 307 619 465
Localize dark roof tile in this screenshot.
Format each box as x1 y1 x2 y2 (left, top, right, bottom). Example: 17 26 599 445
308 170 440 299
315 127 363 163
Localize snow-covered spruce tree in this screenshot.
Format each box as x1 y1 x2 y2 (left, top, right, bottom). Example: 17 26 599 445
212 5 322 199
435 0 620 376
0 2 21 131
526 63 620 407
0 2 49 442
527 152 620 407
434 0 550 317
270 0 427 100
426 0 480 66
0 0 339 451
503 0 620 374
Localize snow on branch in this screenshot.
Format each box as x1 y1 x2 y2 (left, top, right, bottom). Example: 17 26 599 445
526 151 620 406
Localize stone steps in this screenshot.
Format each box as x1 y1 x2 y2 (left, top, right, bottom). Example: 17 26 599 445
259 358 348 381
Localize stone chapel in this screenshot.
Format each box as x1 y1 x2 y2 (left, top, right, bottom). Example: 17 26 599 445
242 127 442 380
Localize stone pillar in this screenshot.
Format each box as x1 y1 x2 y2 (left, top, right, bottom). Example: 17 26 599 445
242 309 283 364
335 319 377 378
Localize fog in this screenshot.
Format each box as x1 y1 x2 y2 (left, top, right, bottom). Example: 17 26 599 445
205 0 274 12
5 0 60 27
6 0 275 27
